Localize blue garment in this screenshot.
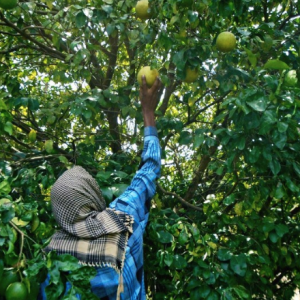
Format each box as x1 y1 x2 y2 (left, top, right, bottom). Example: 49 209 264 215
40 126 161 300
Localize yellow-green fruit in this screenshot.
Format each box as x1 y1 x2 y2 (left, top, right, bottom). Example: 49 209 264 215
135 0 151 20
0 270 19 296
31 215 40 232
0 0 17 10
216 31 236 52
137 66 159 87
183 67 198 83
5 282 28 300
284 70 298 87
28 129 37 143
44 140 54 153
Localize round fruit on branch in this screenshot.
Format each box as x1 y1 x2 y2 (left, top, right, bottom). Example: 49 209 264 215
216 31 237 53
137 66 159 87
135 0 152 21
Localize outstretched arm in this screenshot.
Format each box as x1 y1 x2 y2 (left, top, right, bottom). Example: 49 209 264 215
139 75 161 127
109 75 161 227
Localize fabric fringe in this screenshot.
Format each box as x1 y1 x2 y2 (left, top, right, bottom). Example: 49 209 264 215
116 272 124 300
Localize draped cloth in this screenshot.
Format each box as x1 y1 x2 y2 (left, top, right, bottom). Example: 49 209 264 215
44 166 133 298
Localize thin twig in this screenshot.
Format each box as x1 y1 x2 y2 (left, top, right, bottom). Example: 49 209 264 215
157 183 202 211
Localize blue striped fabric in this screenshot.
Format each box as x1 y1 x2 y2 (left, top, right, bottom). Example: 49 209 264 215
91 126 161 299
40 126 161 300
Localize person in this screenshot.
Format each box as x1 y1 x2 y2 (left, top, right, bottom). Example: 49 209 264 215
39 75 162 300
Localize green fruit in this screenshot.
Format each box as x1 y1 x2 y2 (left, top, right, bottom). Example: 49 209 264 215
183 67 198 83
284 70 298 87
135 0 151 20
216 31 237 52
137 66 159 87
28 129 37 143
0 0 18 10
44 140 54 153
5 282 28 300
31 215 40 232
0 269 19 296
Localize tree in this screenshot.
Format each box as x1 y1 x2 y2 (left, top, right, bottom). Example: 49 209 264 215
0 0 300 299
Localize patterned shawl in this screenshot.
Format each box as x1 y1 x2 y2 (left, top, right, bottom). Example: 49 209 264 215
45 166 133 272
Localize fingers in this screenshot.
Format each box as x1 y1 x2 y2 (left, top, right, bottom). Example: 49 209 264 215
150 77 161 93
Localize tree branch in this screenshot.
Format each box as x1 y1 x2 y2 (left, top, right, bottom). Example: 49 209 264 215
157 183 202 211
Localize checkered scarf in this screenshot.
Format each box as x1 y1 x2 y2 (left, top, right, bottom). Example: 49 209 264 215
45 166 133 272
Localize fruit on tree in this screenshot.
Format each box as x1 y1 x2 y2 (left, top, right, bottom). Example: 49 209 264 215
216 31 236 52
284 70 298 87
0 0 18 9
183 67 198 83
0 269 19 296
5 282 28 300
137 66 159 87
135 0 151 20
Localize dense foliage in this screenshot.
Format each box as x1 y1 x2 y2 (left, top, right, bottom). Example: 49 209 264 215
0 0 300 299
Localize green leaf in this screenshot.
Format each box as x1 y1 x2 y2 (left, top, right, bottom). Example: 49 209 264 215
262 222 275 233
293 162 300 177
157 230 174 243
230 254 247 276
277 122 288 133
193 133 205 148
269 159 281 175
269 232 279 243
264 59 289 70
28 98 40 111
178 230 189 245
236 136 246 150
4 122 13 135
0 181 11 194
285 178 299 192
178 131 192 145
272 131 287 150
224 194 235 205
0 99 7 110
101 187 113 201
75 11 86 28
274 182 285 199
195 285 211 298
106 23 115 35
207 291 219 300
218 249 232 261
275 224 289 238
111 184 128 197
233 285 250 298
246 96 267 112
172 254 187 269
163 252 173 267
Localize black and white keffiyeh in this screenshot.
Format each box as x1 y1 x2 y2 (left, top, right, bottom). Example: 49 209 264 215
45 166 133 272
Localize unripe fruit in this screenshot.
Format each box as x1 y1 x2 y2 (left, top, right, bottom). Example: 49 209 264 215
216 31 236 52
183 67 198 83
135 0 151 20
284 70 298 87
137 66 159 87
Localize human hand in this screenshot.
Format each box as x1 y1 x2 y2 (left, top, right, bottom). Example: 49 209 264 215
139 75 161 127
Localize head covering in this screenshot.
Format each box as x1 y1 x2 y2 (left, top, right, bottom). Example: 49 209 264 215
45 166 133 272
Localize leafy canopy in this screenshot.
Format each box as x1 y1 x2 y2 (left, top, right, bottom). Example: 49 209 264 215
0 0 300 299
